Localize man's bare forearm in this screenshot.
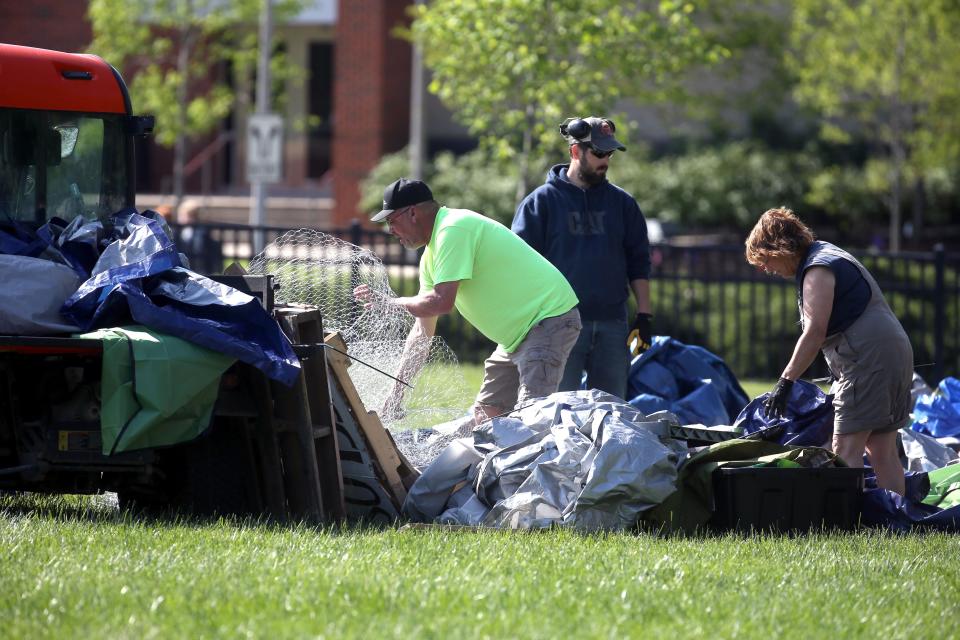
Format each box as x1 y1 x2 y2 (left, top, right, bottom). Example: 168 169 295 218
630 278 651 315
393 292 451 318
395 316 437 383
393 280 459 318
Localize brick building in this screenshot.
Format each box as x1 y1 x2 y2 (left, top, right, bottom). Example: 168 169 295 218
0 0 459 226
332 0 414 226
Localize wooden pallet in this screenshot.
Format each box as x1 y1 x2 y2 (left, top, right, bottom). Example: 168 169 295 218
323 332 420 509
274 307 347 521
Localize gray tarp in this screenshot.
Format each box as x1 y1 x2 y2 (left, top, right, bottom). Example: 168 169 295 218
0 254 81 334
403 389 686 531
900 428 959 472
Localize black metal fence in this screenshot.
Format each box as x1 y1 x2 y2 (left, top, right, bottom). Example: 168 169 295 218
171 221 959 384
646 243 958 384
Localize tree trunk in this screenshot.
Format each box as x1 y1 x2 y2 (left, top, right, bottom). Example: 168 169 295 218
514 104 535 208
888 153 902 253
173 13 197 213
888 12 908 252
911 176 925 247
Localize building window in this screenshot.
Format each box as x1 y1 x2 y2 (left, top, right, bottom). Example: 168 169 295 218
307 42 334 179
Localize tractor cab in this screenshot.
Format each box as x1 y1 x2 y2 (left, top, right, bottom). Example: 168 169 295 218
0 43 153 226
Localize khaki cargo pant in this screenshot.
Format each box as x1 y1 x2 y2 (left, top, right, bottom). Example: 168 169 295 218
474 308 582 421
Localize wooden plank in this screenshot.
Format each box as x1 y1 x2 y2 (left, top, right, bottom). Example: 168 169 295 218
270 373 325 523
327 371 403 512
293 312 347 521
323 332 418 507
273 307 347 521
248 372 289 521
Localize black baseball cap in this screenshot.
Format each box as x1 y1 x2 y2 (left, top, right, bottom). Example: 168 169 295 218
371 178 434 222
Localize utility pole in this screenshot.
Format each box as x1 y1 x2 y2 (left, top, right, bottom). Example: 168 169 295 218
249 0 274 255
408 0 426 180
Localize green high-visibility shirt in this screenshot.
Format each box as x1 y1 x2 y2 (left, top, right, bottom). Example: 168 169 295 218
420 206 578 352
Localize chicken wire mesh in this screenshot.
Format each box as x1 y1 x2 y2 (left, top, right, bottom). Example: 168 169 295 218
248 229 471 465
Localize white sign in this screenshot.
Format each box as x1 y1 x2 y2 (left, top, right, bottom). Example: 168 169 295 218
292 0 337 24
247 113 284 184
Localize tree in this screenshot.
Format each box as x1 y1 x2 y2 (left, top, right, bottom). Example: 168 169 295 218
361 147 518 226
406 0 726 203
88 0 304 207
787 0 960 251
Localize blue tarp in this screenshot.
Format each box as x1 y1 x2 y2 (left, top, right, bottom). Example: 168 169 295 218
0 210 300 386
733 379 835 447
910 377 960 438
860 471 960 532
0 219 49 257
627 336 749 426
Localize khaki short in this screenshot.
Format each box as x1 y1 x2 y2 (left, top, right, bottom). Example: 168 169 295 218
475 308 582 412
824 311 914 435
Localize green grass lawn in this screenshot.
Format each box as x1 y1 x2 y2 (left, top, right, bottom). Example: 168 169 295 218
2 368 857 637
739 379 776 401
2 492 958 639
452 362 775 407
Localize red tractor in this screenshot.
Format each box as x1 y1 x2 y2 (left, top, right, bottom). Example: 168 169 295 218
0 44 350 522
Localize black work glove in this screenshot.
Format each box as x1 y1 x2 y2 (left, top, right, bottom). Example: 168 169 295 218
627 313 653 357
763 377 794 419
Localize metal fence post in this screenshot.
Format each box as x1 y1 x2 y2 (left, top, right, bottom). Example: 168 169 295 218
933 243 946 384
349 220 364 319
349 219 363 249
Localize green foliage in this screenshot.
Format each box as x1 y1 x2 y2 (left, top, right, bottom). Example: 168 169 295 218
359 151 409 214
3 493 960 638
407 0 727 193
87 0 305 147
360 147 518 226
362 142 821 232
804 161 889 236
805 159 960 236
678 1 801 143
787 0 960 244
611 142 821 231
789 0 960 167
362 138 959 244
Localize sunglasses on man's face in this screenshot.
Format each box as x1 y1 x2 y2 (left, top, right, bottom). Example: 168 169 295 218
587 146 615 159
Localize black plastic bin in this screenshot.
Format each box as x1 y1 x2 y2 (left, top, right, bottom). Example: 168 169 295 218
710 466 865 533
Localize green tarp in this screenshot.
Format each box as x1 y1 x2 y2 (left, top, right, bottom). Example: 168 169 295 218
79 326 235 455
923 463 960 510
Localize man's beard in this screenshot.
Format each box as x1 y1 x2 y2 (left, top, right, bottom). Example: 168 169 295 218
576 164 606 186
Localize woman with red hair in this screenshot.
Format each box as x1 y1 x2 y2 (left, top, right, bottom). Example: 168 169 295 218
745 207 912 495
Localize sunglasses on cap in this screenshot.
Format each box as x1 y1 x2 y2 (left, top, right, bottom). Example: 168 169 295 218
581 143 615 159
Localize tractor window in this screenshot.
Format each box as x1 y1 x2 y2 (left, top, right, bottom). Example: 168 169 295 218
0 109 128 225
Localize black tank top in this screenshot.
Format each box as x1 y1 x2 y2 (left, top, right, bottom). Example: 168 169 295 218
796 241 871 336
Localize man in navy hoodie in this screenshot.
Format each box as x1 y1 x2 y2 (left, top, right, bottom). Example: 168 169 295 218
512 116 652 400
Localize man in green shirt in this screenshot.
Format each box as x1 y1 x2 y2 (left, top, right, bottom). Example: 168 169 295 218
354 178 582 425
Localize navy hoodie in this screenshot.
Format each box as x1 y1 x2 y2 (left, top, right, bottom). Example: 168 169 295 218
512 164 650 321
